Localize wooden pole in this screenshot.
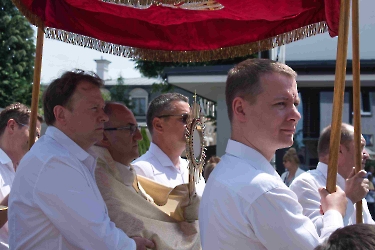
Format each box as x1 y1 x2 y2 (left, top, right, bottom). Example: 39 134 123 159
28 26 44 149
352 0 363 224
326 0 351 193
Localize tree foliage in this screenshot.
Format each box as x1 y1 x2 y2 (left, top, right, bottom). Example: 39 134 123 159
133 55 257 79
138 127 150 156
134 55 257 94
0 0 35 107
109 75 132 108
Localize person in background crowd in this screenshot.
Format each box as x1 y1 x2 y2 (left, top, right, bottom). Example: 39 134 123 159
8 70 154 250
365 174 375 220
0 102 42 249
280 147 305 186
203 156 220 182
290 123 373 236
133 93 205 197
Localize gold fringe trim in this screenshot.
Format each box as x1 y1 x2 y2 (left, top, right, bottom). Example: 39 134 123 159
11 0 44 28
45 21 328 62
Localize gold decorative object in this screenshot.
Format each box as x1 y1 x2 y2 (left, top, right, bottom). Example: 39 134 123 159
101 0 224 10
43 21 328 62
185 91 206 196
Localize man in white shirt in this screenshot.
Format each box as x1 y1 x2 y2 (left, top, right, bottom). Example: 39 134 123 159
199 58 348 250
132 93 205 196
0 103 42 249
290 123 373 235
93 102 201 250
8 71 154 250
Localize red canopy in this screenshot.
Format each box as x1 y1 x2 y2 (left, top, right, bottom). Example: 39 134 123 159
13 0 340 61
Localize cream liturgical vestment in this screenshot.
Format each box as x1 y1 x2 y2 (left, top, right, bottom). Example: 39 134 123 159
92 146 201 250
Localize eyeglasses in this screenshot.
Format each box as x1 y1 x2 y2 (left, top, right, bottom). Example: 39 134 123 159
104 124 140 135
17 122 41 139
157 113 189 124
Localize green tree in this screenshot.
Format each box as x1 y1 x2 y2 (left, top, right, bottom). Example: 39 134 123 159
138 127 150 156
134 55 257 93
0 0 35 107
109 74 132 108
133 55 257 81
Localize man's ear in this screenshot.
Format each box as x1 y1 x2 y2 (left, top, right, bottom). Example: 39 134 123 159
53 105 67 125
6 119 18 134
152 117 164 134
232 96 247 122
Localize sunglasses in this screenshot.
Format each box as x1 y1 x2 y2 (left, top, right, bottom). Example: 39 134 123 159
17 122 41 139
104 124 140 135
157 113 189 124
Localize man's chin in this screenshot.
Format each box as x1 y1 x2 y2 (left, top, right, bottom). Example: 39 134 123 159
277 138 294 149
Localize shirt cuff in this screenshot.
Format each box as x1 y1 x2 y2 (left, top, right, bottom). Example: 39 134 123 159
321 210 344 239
343 197 354 225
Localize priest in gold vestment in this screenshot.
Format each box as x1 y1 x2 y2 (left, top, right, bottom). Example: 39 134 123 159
93 102 201 250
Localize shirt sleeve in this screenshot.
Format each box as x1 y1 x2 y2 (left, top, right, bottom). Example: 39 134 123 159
361 199 375 224
290 177 353 235
33 158 136 250
132 161 150 178
0 177 6 202
246 187 343 250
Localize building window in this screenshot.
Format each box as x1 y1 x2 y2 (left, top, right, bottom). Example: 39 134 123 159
129 88 148 117
361 91 371 115
132 97 146 116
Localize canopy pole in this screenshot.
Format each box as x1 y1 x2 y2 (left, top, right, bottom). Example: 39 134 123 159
28 26 44 149
326 0 351 193
352 0 363 224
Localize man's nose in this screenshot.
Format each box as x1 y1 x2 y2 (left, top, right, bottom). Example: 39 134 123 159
290 105 301 122
99 109 109 122
133 127 143 141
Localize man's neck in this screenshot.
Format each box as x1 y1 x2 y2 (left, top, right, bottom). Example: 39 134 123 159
153 141 183 168
319 158 349 179
230 133 274 162
0 139 19 168
54 124 92 151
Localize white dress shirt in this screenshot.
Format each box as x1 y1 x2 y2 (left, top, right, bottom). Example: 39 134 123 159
199 140 344 250
290 162 375 235
0 149 15 249
132 143 205 196
9 126 135 250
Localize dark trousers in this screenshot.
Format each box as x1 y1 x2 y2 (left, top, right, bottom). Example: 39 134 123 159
367 202 375 221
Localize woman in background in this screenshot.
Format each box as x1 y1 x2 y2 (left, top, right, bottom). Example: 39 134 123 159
281 148 305 186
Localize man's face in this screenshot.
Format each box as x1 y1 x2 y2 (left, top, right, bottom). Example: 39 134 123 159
159 100 190 149
339 133 366 177
362 148 370 169
241 73 301 154
64 81 108 149
15 118 42 158
104 105 142 165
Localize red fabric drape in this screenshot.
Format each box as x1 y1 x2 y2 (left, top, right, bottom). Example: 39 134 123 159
19 0 340 51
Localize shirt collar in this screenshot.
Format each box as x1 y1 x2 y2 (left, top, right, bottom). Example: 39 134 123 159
0 148 14 172
46 126 97 172
148 142 184 169
225 139 279 178
316 162 346 189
